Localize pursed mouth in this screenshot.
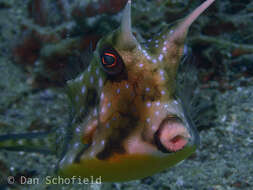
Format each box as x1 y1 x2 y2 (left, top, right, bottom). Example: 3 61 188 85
154 116 191 153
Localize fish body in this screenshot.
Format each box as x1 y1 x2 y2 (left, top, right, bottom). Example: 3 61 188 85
58 0 215 182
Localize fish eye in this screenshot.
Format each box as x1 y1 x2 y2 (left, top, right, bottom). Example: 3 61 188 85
102 52 116 68
100 47 124 75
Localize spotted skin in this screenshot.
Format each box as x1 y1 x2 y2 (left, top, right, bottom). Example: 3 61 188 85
59 0 215 182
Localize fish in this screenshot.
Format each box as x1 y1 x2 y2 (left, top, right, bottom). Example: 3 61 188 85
57 0 216 182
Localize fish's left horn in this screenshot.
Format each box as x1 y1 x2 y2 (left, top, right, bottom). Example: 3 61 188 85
158 0 215 83
170 0 215 44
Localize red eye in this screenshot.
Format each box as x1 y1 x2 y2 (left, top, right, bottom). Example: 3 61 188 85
100 47 125 76
102 52 117 68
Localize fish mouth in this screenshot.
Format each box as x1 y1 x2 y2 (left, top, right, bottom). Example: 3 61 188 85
154 116 191 153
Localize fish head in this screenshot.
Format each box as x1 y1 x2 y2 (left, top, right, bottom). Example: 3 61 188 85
58 0 215 182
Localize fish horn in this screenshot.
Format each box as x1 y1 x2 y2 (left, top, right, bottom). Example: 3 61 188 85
171 0 215 45
117 0 137 50
159 0 215 82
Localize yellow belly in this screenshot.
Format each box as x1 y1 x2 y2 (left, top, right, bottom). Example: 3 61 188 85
59 146 195 182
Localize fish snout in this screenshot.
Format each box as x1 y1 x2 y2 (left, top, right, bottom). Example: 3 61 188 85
154 117 191 153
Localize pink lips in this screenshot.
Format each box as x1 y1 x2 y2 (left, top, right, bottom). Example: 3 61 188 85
159 121 191 152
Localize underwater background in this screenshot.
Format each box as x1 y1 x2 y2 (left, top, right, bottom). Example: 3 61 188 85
0 0 252 189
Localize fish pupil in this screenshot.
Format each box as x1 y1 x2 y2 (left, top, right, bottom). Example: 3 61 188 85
102 52 117 68
100 47 125 76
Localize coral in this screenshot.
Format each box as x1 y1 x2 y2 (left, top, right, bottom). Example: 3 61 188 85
13 31 42 66
12 0 128 87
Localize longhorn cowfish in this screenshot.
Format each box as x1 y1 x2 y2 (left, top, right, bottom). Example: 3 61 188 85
58 0 215 182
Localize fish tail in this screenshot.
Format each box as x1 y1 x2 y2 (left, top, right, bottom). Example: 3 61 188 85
0 131 56 155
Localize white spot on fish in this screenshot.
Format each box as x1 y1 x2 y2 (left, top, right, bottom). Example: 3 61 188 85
147 55 151 60
74 143 79 148
101 92 104 100
145 87 150 92
183 45 188 55
160 70 165 79
79 74 84 81
107 102 111 107
152 59 157 64
99 78 103 87
142 50 148 57
174 100 178 105
101 106 106 113
158 54 164 61
163 46 167 52
139 63 144 67
116 88 120 94
96 68 99 75
161 90 165 95
146 102 151 107
90 76 94 84
156 101 160 106
93 109 97 116
81 86 86 94
76 127 80 133
146 118 151 122
101 140 105 145
155 111 159 116
125 84 129 88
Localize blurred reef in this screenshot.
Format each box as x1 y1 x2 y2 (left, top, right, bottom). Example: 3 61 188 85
0 0 252 189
